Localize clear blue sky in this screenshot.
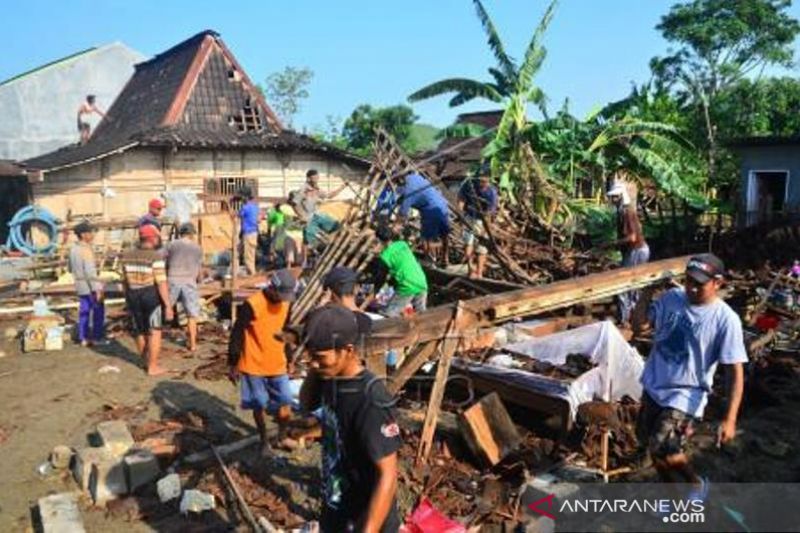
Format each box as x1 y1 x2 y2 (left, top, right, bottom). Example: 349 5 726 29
4 0 799 131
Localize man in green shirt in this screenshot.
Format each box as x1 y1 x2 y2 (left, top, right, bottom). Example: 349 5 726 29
369 225 428 317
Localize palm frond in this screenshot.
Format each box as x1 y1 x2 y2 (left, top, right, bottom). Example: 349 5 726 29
517 0 558 91
627 144 707 208
472 0 517 78
487 67 511 95
408 78 502 104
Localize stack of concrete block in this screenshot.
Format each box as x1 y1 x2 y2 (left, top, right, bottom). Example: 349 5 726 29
70 420 161 506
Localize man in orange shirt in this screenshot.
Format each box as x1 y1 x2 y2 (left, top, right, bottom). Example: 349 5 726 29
228 269 297 454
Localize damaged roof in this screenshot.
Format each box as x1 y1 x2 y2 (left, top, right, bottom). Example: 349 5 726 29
0 160 26 177
423 110 502 181
25 30 367 172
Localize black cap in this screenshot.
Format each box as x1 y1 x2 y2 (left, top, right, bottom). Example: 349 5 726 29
306 169 319 178
686 253 725 283
304 304 360 352
376 225 394 243
323 266 358 295
269 269 297 302
74 221 94 236
179 222 196 236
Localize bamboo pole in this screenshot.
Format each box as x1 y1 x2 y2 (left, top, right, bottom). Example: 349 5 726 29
231 216 240 324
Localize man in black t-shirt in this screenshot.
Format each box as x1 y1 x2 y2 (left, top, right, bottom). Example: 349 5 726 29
300 305 401 533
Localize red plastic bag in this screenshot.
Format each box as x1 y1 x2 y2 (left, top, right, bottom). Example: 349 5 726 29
401 498 466 533
755 313 780 331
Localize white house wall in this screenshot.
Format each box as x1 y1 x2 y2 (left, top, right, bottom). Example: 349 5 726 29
32 147 366 221
0 43 146 160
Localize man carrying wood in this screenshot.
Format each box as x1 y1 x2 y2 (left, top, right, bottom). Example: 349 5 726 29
606 181 649 325
69 221 106 346
636 254 746 503
228 269 296 455
166 222 203 352
121 224 173 376
458 168 498 279
396 170 450 266
300 304 401 533
367 225 428 317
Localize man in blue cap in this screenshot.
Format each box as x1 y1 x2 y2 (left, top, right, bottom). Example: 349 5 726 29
637 253 746 502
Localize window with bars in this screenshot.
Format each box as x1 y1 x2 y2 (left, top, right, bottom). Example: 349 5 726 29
203 177 258 213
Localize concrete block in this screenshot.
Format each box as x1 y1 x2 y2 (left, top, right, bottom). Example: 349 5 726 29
157 473 182 503
96 420 135 457
124 449 160 492
72 447 112 492
38 492 86 533
89 455 128 505
50 445 74 470
179 489 215 514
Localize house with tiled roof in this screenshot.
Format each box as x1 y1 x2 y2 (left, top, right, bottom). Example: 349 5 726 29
24 30 368 222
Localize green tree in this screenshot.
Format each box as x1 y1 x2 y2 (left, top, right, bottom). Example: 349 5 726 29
341 104 419 156
409 0 557 219
715 77 800 137
264 66 314 128
408 0 549 112
651 0 800 187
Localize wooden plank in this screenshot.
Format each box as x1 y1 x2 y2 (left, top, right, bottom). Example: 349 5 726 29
365 256 689 356
458 392 521 466
387 340 439 395
416 305 462 467
231 216 240 324
449 361 573 434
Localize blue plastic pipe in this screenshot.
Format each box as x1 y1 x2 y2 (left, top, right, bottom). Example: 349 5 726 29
5 205 60 256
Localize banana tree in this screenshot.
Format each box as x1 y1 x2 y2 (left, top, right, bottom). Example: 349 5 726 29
409 0 557 199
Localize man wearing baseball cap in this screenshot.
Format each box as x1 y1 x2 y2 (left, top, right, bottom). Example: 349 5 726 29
299 304 401 533
606 180 649 324
323 266 372 337
139 198 164 232
228 268 297 455
69 221 106 346
120 224 174 375
458 164 498 278
637 253 746 500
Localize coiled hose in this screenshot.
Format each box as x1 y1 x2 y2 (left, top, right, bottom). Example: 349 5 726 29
5 206 60 256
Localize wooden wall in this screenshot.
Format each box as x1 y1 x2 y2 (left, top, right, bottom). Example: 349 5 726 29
32 146 365 222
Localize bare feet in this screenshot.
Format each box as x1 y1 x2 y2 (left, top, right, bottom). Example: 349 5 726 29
147 365 170 377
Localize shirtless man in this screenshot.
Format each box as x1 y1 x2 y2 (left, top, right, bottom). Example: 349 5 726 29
77 95 105 144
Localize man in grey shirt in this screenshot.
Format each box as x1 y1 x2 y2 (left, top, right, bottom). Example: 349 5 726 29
69 221 106 346
166 223 203 352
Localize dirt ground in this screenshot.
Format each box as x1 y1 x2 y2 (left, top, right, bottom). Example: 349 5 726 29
0 323 314 532
2 316 800 532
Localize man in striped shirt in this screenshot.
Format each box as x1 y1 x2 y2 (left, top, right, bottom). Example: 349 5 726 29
121 225 174 376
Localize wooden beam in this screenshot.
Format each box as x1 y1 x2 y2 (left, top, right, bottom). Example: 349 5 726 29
366 256 689 356
387 340 439 395
415 304 462 467
458 392 521 466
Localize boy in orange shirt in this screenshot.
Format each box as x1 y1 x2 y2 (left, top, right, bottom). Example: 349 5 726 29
228 269 296 454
